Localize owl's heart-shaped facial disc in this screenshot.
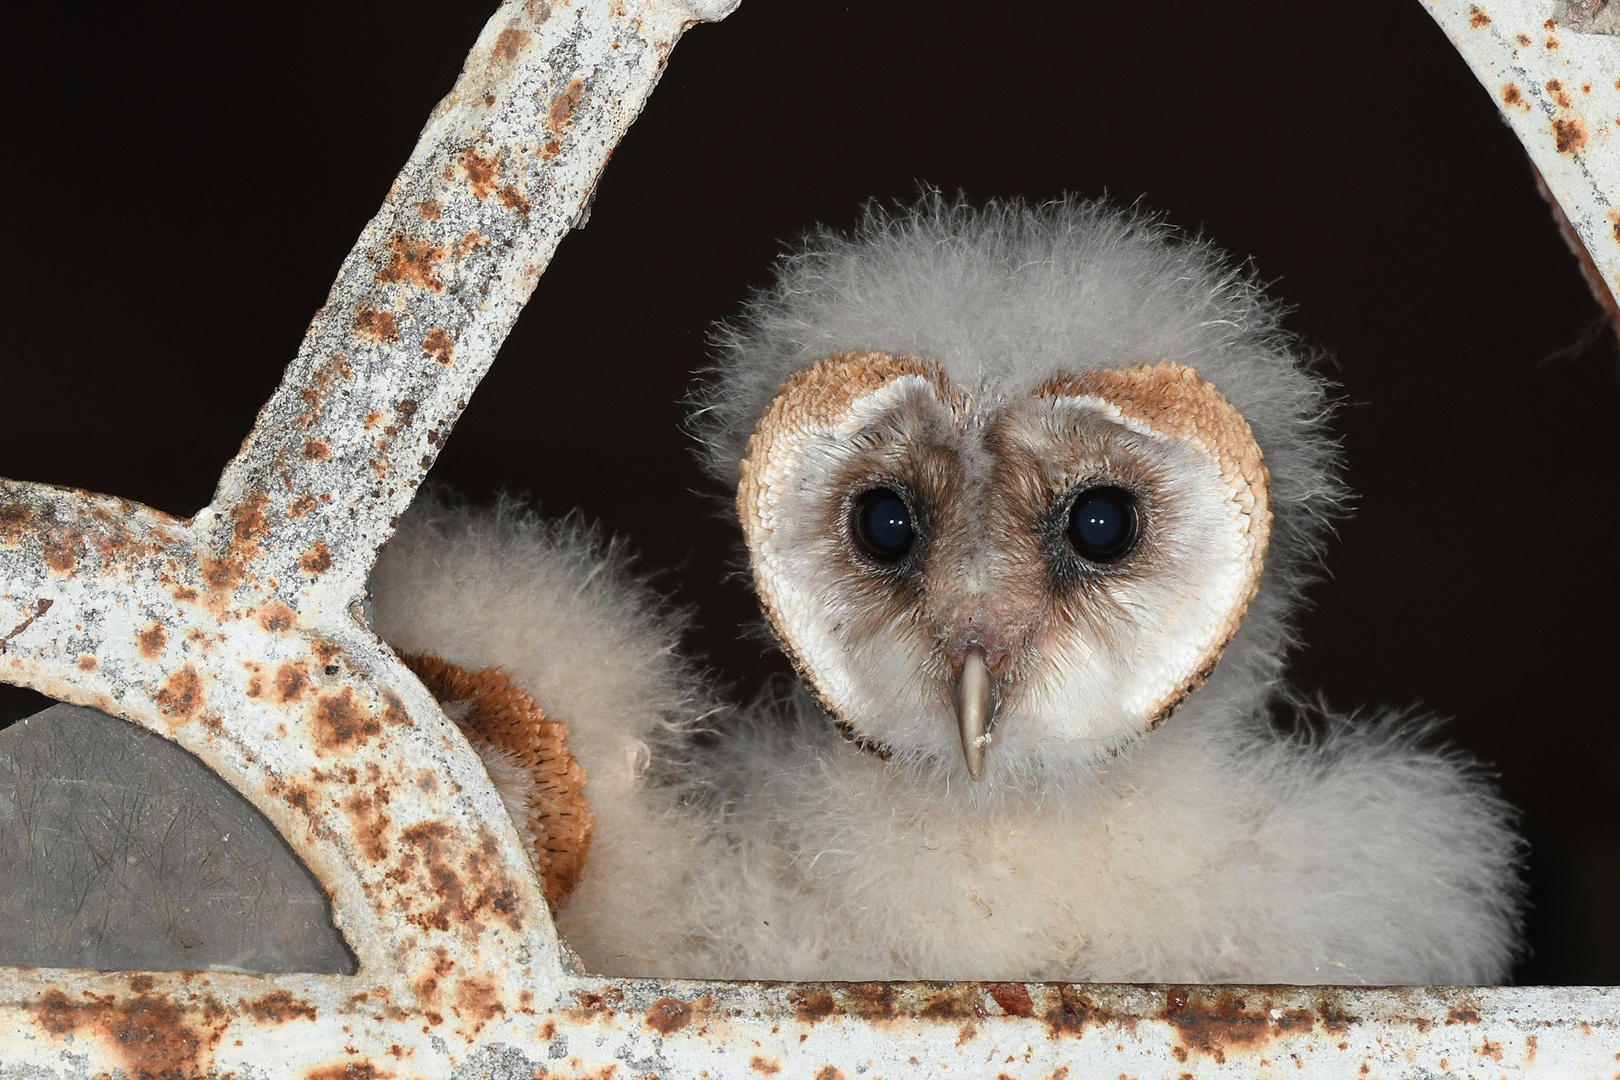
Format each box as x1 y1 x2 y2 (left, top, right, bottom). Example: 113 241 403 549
737 352 1271 781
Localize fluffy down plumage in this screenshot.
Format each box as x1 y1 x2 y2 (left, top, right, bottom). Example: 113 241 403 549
370 195 1525 984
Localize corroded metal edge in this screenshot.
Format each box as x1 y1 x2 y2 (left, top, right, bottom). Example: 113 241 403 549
1425 0 1620 309
2 975 1615 1078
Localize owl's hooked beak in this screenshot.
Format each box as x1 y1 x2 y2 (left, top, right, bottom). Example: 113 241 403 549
953 648 998 780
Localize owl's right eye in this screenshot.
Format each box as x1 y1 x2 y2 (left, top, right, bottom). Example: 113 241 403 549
853 488 914 562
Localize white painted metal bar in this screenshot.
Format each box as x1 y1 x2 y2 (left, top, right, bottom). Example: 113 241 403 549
1425 0 1620 313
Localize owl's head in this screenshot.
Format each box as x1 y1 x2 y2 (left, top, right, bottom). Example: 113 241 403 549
695 195 1343 785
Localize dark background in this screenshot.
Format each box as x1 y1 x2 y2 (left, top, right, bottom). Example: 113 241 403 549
2 1 1616 984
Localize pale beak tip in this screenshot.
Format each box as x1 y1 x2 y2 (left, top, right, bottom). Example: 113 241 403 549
954 649 995 782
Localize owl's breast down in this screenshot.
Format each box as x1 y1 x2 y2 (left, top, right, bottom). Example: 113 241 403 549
652 689 1523 986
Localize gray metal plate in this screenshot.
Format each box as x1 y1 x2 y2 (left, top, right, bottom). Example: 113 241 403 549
0 704 352 974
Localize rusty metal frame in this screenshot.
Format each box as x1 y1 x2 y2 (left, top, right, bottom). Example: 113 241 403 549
0 0 1615 1076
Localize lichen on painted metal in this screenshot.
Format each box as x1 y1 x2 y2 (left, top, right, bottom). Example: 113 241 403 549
0 0 1617 1076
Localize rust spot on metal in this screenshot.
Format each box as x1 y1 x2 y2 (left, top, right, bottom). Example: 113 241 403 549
0 503 34 545
376 233 446 292
1554 116 1587 152
414 955 451 1005
43 534 77 575
232 490 272 543
303 1063 392 1080
750 1056 781 1075
1546 35 1560 48
260 601 297 633
1041 987 1111 1039
301 540 334 575
137 620 167 659
498 185 531 216
1516 31 1533 45
0 597 52 653
987 983 1035 1018
454 977 506 1032
77 653 98 671
494 26 531 60
1468 5 1491 27
567 987 623 1023
274 779 328 836
418 199 442 220
463 150 500 201
344 788 392 862
173 585 199 603
88 507 152 562
380 688 412 728
1501 83 1530 111
156 664 204 719
423 328 455 366
36 987 228 1080
920 987 985 1023
1546 78 1573 107
814 1069 845 1080
314 688 382 749
453 230 486 259
246 990 319 1024
846 983 897 1022
548 77 585 136
356 308 400 342
789 991 835 1025
646 997 693 1034
1161 990 1315 1064
299 377 330 426
1446 1005 1482 1025
393 821 523 935
304 439 334 461
276 661 310 703
312 636 345 668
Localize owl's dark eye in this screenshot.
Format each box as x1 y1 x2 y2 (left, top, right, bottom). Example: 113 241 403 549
1067 486 1138 563
853 488 914 562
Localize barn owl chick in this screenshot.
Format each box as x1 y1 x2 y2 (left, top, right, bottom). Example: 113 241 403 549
374 195 1525 985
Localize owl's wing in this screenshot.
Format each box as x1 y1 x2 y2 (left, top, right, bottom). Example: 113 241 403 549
1145 707 1527 985
369 493 719 975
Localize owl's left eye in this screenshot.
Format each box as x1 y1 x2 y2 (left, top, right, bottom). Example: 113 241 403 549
853 488 914 562
1067 486 1138 563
